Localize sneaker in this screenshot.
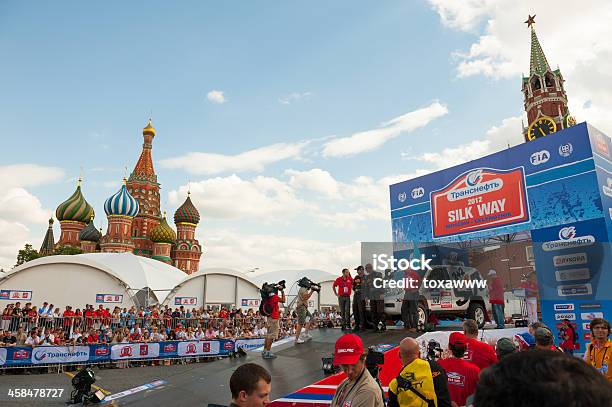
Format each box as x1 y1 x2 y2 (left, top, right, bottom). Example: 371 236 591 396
305 333 313 340
295 338 305 344
263 352 277 359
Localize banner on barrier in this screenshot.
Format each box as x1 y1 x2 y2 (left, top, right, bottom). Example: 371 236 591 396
111 343 161 360
0 338 261 367
31 346 89 365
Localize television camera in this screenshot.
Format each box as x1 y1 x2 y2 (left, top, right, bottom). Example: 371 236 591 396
297 277 321 292
260 280 286 299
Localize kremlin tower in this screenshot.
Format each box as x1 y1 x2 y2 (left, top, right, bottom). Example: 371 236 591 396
99 179 140 253
127 119 161 257
522 15 576 141
172 192 203 274
41 119 204 274
54 179 94 248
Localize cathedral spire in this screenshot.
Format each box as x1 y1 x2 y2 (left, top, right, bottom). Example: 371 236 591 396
526 15 551 76
39 218 56 256
129 119 158 184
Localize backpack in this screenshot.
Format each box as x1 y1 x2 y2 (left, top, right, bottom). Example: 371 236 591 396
259 297 273 317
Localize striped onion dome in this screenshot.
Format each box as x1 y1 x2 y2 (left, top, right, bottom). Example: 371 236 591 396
104 180 139 217
79 218 102 242
150 213 177 244
55 182 94 223
174 193 200 225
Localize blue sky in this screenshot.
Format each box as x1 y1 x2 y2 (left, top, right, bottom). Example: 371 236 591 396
1 1 609 272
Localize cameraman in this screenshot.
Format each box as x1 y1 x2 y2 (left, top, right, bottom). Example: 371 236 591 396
262 286 285 359
295 281 315 344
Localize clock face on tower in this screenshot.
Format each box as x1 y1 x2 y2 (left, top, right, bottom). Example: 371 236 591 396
527 116 557 141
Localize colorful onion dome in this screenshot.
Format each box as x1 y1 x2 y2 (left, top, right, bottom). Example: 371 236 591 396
174 193 200 225
79 217 102 242
143 118 156 137
104 179 139 217
55 180 94 223
150 213 177 244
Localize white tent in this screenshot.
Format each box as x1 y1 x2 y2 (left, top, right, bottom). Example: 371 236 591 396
0 253 186 309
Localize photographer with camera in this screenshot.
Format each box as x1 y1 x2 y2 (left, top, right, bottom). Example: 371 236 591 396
352 266 366 332
295 278 319 344
260 281 286 359
389 337 438 407
330 334 385 407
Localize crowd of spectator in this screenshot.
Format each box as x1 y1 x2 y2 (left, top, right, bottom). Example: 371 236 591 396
0 301 331 349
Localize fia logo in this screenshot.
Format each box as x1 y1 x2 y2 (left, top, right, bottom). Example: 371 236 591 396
530 150 550 166
411 187 424 199
558 143 573 157
398 192 407 203
466 170 482 186
559 226 577 240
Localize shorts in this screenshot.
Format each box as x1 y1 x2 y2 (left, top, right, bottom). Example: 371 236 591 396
296 306 311 325
266 318 280 340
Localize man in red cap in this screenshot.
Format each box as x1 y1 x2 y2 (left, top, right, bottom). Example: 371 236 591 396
438 332 480 407
330 334 384 407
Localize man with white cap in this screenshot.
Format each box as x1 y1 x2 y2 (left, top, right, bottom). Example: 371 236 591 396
330 334 384 407
488 269 505 329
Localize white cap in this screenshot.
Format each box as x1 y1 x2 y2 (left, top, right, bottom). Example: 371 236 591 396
488 269 497 276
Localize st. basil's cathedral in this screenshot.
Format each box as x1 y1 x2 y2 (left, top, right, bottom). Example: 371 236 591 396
38 120 203 274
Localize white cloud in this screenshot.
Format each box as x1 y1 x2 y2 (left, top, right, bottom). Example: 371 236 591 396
206 90 226 104
0 220 31 270
322 102 449 158
428 0 612 133
161 141 309 175
168 174 315 221
199 228 360 272
0 188 52 224
0 164 64 190
279 91 312 105
409 116 523 170
286 168 341 199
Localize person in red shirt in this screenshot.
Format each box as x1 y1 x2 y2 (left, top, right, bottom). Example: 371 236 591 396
332 268 353 330
487 270 505 329
438 332 480 407
219 307 229 319
462 319 497 369
559 319 578 355
262 288 285 359
63 306 76 330
86 329 98 344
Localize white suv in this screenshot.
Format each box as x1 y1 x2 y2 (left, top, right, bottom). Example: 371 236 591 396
384 264 491 328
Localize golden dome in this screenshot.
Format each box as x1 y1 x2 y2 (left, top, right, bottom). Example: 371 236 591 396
143 118 156 136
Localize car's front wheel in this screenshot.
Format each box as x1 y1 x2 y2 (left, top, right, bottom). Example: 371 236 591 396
467 302 486 328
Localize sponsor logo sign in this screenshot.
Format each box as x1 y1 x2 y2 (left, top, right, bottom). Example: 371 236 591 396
447 372 466 386
584 333 591 341
177 341 220 357
553 253 588 268
0 348 6 366
0 290 32 301
581 312 604 321
554 304 575 311
580 303 602 309
603 179 612 198
593 132 610 158
398 192 407 203
542 227 595 251
163 343 177 353
95 347 109 356
557 283 593 297
13 350 30 360
583 323 591 331
558 143 573 157
555 268 590 282
554 313 576 321
174 297 197 306
241 299 261 307
95 294 123 304
111 343 160 360
32 346 89 365
431 167 529 238
530 150 550 165
235 338 265 352
411 187 425 199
